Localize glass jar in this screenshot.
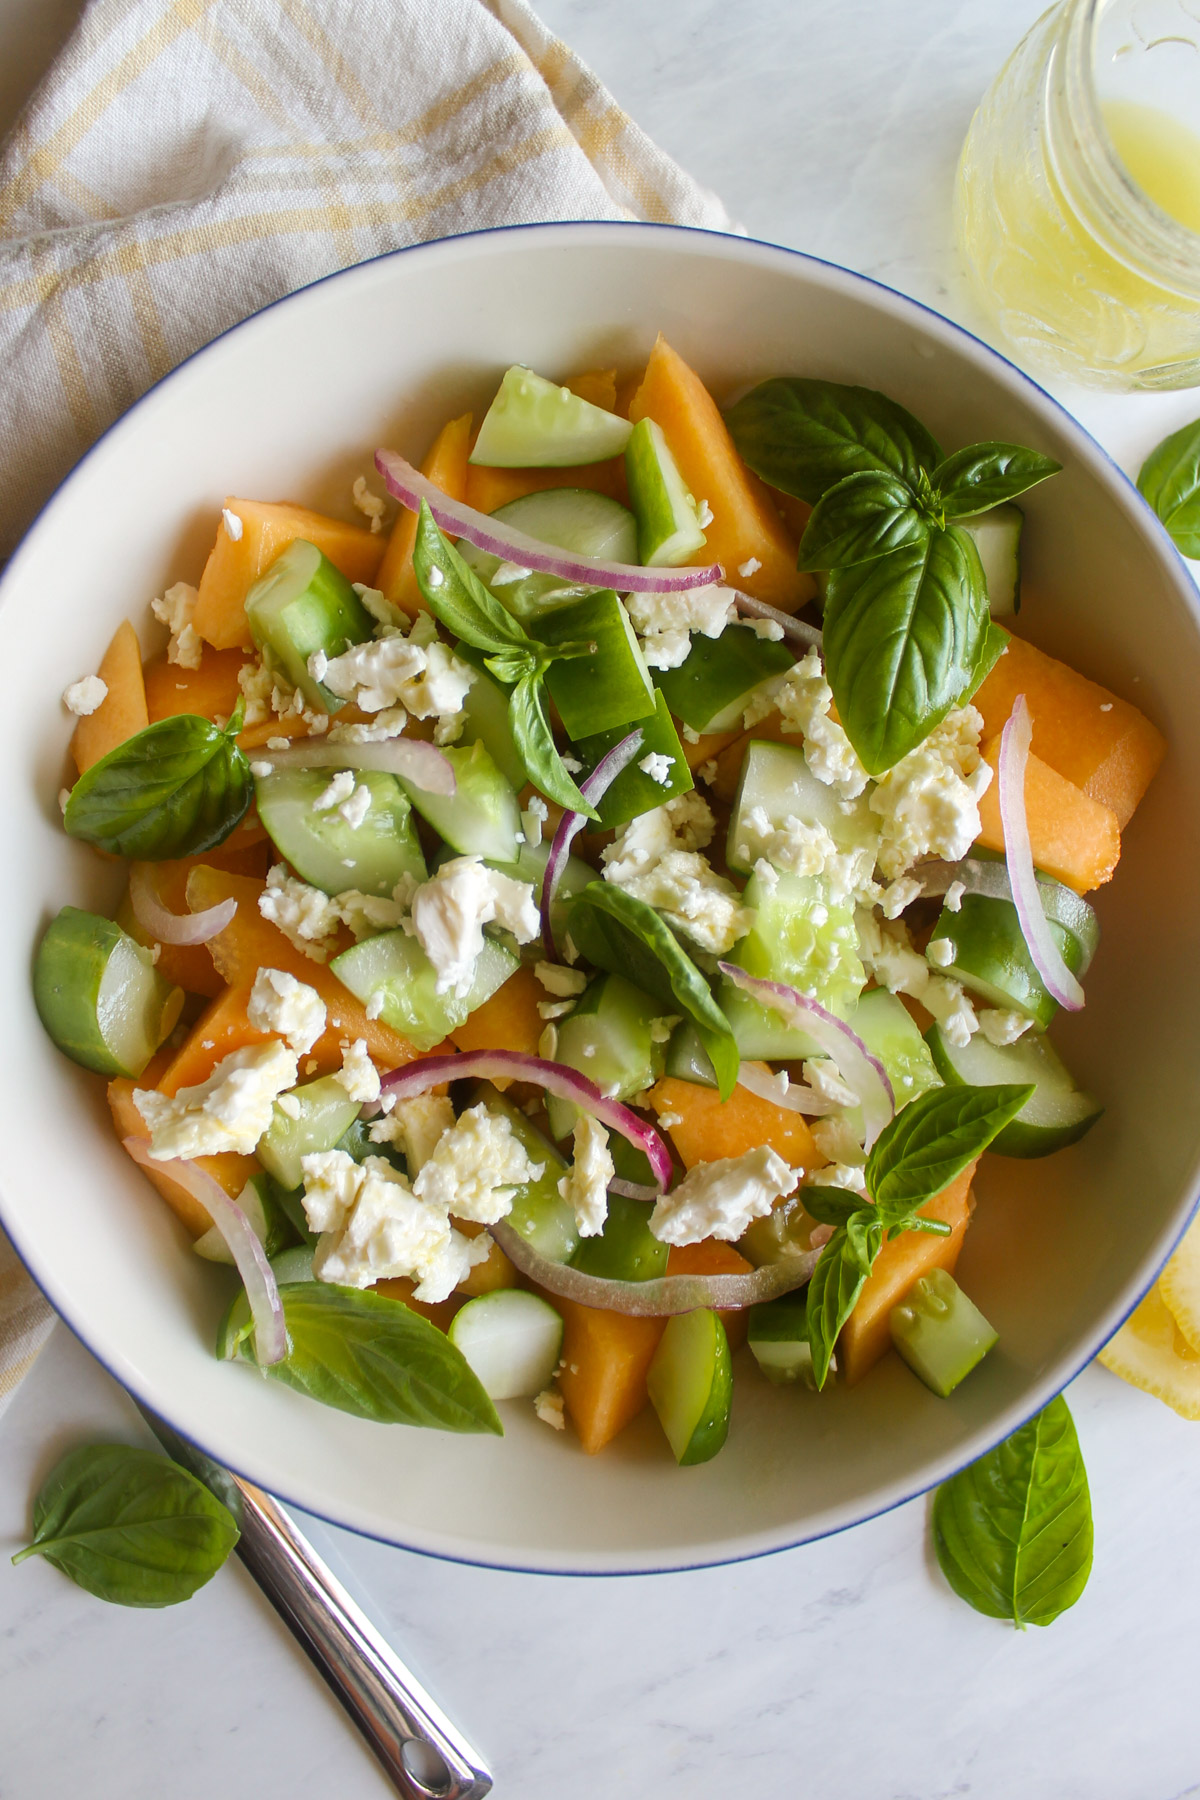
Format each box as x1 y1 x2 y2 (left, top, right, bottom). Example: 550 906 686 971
956 0 1200 389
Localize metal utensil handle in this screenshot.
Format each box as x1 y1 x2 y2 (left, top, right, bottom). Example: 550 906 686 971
232 1476 493 1800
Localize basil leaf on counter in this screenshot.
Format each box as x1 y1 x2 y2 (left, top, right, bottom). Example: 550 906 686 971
866 1082 1035 1219
413 501 535 657
933 1395 1093 1627
823 524 989 774
508 669 597 819
725 377 943 504
1137 416 1200 558
11 1444 238 1607
63 711 252 859
797 470 929 571
934 443 1062 517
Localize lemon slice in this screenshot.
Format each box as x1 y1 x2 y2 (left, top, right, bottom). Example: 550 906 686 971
1098 1283 1200 1419
1158 1213 1200 1353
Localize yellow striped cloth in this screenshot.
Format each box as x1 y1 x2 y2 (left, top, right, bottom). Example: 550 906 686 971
0 0 733 1415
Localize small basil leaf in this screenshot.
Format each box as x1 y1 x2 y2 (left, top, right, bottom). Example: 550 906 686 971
933 1395 1093 1627
508 670 598 818
934 443 1061 517
866 1082 1035 1220
800 1187 864 1228
484 648 537 686
844 1208 883 1277
413 502 537 657
63 713 253 859
1137 416 1200 558
725 377 943 504
11 1444 238 1607
823 523 989 775
797 470 929 571
255 1283 503 1433
805 1227 869 1391
568 882 740 1100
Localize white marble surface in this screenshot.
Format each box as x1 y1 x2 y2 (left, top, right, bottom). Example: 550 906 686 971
4 1 1200 1795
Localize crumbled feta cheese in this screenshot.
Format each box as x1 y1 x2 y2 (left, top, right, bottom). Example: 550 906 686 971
267 735 290 752
249 760 273 779
870 706 993 880
696 758 719 788
365 990 385 1020
490 561 531 585
299 1148 365 1233
327 706 409 744
308 1154 483 1302
650 1146 798 1245
926 937 956 968
773 649 869 799
334 1038 381 1103
638 752 675 786
656 1109 683 1130
879 875 922 920
247 967 327 1055
696 499 714 529
625 584 737 669
945 879 966 913
334 884 411 940
535 961 587 998
811 1116 864 1166
609 849 755 955
1099 701 1113 713
855 907 975 1049
409 856 539 998
538 998 574 1020
734 803 876 908
237 657 281 727
259 865 341 961
649 1015 679 1044
150 579 205 671
135 1041 299 1160
808 1159 868 1193
321 628 473 722
338 782 372 830
222 507 243 541
352 584 401 629
313 770 356 813
534 1389 566 1430
802 1059 859 1110
737 557 762 578
978 1007 1034 1046
63 674 108 716
558 1115 613 1237
277 1092 303 1120
412 1103 544 1224
351 476 386 533
561 754 582 773
923 976 979 1047
602 791 715 883
368 1093 455 1173
742 615 786 641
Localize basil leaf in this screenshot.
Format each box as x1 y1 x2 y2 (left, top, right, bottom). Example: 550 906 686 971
725 377 942 504
805 1227 869 1390
959 620 1011 704
251 1283 502 1432
567 882 740 1099
63 713 252 859
484 648 537 686
866 1082 1035 1220
933 1395 1093 1627
11 1444 238 1607
823 523 989 774
413 502 537 656
1137 416 1200 558
844 1208 883 1277
934 443 1061 517
508 670 598 819
801 1187 864 1228
797 470 929 572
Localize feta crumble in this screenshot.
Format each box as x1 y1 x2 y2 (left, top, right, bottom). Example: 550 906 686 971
773 649 869 799
368 1093 455 1174
338 782 373 830
737 557 762 578
313 770 356 813
304 1151 486 1302
650 1146 798 1245
247 967 327 1055
222 507 244 541
321 620 473 722
609 849 755 955
926 937 956 968
625 583 737 671
150 580 204 671
334 1038 381 1104
978 1007 1034 1046
63 675 108 716
412 1103 544 1225
945 880 966 913
870 705 993 879
351 476 387 533
558 1115 613 1237
134 1041 299 1160
535 961 588 998
534 1389 566 1430
259 865 341 961
638 752 675 786
409 856 539 998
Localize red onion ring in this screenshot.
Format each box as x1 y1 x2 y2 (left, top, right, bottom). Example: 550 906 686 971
728 588 823 650
123 1138 287 1365
489 1217 817 1315
540 727 645 960
608 1178 661 1201
910 855 1096 977
376 450 723 594
717 965 894 1147
129 864 237 946
376 1050 673 1189
254 737 456 796
997 695 1084 1011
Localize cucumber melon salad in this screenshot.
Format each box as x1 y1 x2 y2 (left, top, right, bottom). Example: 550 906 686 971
39 339 1166 1463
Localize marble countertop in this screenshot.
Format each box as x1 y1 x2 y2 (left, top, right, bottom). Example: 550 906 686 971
4 2 1200 1795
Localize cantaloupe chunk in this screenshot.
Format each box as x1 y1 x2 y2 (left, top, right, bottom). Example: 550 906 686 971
839 1164 976 1386
665 1239 754 1350
453 1219 519 1297
677 722 746 773
465 455 626 515
976 736 1120 893
192 500 385 651
447 965 545 1057
647 1073 825 1176
155 984 275 1096
71 620 149 772
566 368 619 411
972 631 1165 828
373 1277 463 1333
628 336 812 611
143 646 247 727
554 1295 666 1454
107 1077 258 1237
375 412 474 616
119 845 272 999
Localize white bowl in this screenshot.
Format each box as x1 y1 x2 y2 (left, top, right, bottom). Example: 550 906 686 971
3 223 1198 1574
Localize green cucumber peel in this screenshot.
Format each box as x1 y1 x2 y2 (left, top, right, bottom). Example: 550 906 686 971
63 705 251 859
1138 415 1200 558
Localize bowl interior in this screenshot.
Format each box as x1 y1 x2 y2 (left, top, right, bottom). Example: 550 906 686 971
3 223 1198 1574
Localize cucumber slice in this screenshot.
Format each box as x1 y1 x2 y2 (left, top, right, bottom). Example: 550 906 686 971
747 1296 816 1387
624 417 707 566
331 930 518 1053
848 987 941 1106
926 1023 1102 1156
256 1075 362 1191
538 590 658 740
468 1082 579 1263
470 366 633 468
574 691 693 828
570 1192 669 1283
927 891 1091 1028
34 907 184 1078
254 767 426 898
447 1289 564 1400
215 1243 315 1361
647 1309 733 1466
890 1267 998 1397
545 973 667 1140
738 1192 823 1269
654 630 794 733
720 867 865 1055
458 488 639 621
245 540 374 712
399 739 522 863
960 503 1023 618
727 738 878 877
193 1170 297 1263
453 659 527 789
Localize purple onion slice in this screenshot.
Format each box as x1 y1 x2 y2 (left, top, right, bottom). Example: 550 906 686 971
540 727 644 959
253 735 456 796
129 864 237 947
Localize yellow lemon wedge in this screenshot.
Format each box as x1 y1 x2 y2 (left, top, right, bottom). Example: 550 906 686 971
1158 1213 1200 1353
1098 1282 1200 1419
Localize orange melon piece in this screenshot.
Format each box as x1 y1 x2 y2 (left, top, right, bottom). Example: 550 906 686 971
374 1277 463 1333
677 722 745 773
627 336 812 611
71 620 149 773
193 500 385 651
839 1164 976 1386
665 1239 754 1350
118 845 273 998
647 1073 825 1177
976 736 1120 894
566 368 618 411
447 965 545 1057
554 1295 666 1454
972 631 1165 828
465 455 626 515
375 412 474 616
155 984 275 1097
107 1078 258 1238
454 1219 519 1297
143 646 247 727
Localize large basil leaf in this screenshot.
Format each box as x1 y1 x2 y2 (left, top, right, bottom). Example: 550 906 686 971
257 1283 503 1433
567 882 740 1099
934 443 1062 517
412 501 537 656
823 524 989 774
63 711 252 859
508 669 597 818
725 377 943 504
933 1395 1093 1627
805 1225 870 1390
1137 416 1200 558
866 1083 1034 1222
11 1444 238 1607
797 470 929 571
959 620 1011 705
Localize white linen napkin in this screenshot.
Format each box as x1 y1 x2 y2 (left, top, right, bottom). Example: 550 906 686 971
0 0 734 1415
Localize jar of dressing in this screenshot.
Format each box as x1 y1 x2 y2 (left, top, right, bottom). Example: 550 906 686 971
956 0 1200 389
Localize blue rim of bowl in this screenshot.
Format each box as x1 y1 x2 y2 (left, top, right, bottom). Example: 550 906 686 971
5 218 1200 1577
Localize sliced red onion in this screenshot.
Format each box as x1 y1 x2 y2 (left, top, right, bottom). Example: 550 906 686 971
540 727 645 960
728 588 823 650
735 1060 837 1116
911 856 1016 905
608 1178 661 1202
129 864 237 947
377 1050 674 1189
717 964 894 1148
376 450 722 594
254 736 455 796
997 695 1084 1012
489 1217 817 1315
123 1138 287 1365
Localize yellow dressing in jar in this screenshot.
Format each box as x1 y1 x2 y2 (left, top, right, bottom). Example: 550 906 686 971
1102 102 1200 235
